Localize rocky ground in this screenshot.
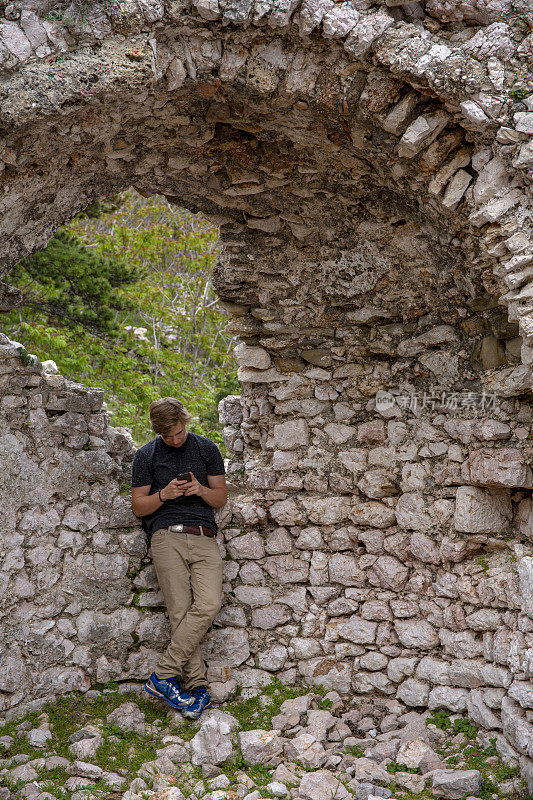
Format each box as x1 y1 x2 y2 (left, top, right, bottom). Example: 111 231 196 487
0 681 528 800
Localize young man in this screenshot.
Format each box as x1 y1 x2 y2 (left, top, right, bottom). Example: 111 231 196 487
131 397 227 719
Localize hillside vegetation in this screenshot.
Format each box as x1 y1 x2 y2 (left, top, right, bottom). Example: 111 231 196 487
4 191 238 446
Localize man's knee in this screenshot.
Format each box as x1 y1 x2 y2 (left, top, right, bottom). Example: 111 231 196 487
194 594 222 622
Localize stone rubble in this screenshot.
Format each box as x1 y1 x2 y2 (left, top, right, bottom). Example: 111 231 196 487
0 688 520 800
0 0 533 788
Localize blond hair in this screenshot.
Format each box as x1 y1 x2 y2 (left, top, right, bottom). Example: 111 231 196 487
149 397 193 436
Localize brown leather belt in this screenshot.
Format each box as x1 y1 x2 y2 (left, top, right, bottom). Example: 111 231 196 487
167 524 216 537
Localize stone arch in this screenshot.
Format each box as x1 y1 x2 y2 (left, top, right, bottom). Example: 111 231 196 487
1 0 533 784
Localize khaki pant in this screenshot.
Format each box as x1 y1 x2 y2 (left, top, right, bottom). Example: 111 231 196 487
150 529 223 688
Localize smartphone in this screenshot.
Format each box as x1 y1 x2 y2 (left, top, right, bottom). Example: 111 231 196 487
176 472 191 482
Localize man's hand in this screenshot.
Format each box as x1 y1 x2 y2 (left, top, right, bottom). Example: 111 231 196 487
160 477 190 501
183 472 204 498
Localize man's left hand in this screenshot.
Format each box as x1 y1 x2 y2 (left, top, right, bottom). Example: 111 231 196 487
183 472 204 498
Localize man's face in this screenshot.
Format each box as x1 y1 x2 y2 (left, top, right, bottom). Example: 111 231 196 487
161 421 188 448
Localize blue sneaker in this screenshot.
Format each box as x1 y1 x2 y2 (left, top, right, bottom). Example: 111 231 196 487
181 685 211 719
144 672 194 710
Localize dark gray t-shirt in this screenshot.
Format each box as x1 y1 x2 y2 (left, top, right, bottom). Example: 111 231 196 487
131 432 225 539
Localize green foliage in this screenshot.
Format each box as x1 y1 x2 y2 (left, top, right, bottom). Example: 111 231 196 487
344 744 364 757
5 191 238 445
17 229 141 332
427 708 452 731
509 87 527 100
387 761 421 775
224 677 318 731
452 716 478 740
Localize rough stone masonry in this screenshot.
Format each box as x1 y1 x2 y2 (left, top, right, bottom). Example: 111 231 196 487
0 0 533 788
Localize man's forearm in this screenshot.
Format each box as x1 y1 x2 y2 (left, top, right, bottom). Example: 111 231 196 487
132 492 164 517
198 485 227 508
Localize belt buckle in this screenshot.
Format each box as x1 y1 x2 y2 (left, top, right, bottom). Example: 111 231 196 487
170 524 183 533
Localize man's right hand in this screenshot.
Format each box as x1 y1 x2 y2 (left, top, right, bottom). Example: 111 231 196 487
160 477 190 501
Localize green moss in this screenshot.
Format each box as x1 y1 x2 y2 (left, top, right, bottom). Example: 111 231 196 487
477 554 489 573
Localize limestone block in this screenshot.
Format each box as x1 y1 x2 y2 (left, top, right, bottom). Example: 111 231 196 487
467 689 502 729
395 619 438 653
432 769 482 799
234 342 271 369
461 448 532 489
454 486 512 534
218 395 243 425
302 495 351 524
473 419 511 441
298 770 349 800
191 716 233 765
202 628 250 667
239 730 283 765
343 10 394 58
460 101 489 129
502 696 533 757
263 555 310 583
396 738 438 769
0 21 32 60
284 733 326 768
251 604 291 629
397 678 430 707
349 757 390 784
324 422 356 444
357 419 386 443
106 703 146 736
272 419 309 449
464 609 501 631
357 468 398 499
482 365 532 397
429 687 468 714
514 112 533 135
261 644 288 671
227 532 265 560
473 156 509 205
322 4 359 38
382 91 419 135
441 169 472 208
351 501 396 528
396 493 432 531
409 532 440 564
514 140 533 168
298 0 334 35
518 557 533 616
338 616 377 644
328 553 360 586
298 657 352 694
469 189 523 227
508 681 533 710
440 630 483 660
371 555 409 590
518 498 533 541
269 499 305 526
397 111 449 158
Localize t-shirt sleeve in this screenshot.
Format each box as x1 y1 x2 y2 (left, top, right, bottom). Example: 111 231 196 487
206 441 225 476
131 450 153 487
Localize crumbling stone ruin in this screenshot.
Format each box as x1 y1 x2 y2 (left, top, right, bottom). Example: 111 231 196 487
1 0 533 789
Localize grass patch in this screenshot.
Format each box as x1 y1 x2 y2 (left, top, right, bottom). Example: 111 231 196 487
223 677 324 731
